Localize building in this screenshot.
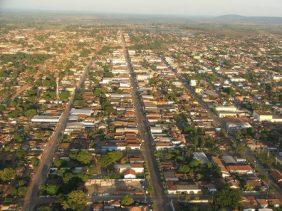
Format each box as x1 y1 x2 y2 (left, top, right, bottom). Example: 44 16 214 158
124 169 137 179
227 165 255 175
167 182 202 195
253 110 273 122
31 115 61 123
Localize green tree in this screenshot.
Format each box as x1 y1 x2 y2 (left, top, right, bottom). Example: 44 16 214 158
38 206 52 211
213 185 241 209
0 168 16 182
43 184 58 196
17 186 27 197
189 159 200 168
70 151 92 165
97 151 123 168
53 159 63 168
121 194 134 206
0 104 6 113
60 90 70 101
30 157 40 167
13 133 25 142
61 190 87 211
244 183 254 191
25 109 37 118
178 165 190 179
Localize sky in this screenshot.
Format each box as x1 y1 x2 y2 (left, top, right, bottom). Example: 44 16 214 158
1 0 282 17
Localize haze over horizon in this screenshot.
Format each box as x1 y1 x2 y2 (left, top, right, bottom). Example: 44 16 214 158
1 0 282 17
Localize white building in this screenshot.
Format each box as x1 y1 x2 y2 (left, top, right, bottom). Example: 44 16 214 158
31 115 60 123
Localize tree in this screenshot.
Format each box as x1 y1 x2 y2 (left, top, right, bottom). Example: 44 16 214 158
53 159 63 168
13 126 27 143
13 133 25 142
0 104 6 113
60 90 70 101
121 195 134 206
178 165 190 179
70 151 92 165
38 206 52 211
25 108 37 118
58 176 84 194
61 190 87 211
80 49 91 57
97 151 123 168
42 184 58 196
76 151 92 165
0 168 16 182
189 159 200 169
17 186 27 197
244 183 254 191
213 185 241 209
30 157 40 167
92 87 104 98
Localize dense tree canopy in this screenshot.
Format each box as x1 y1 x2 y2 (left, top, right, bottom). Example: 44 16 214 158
121 195 134 206
97 151 123 168
213 185 241 209
0 168 16 182
69 151 93 165
61 190 88 211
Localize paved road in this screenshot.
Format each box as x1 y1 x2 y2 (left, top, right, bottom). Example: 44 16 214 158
161 56 222 128
161 56 282 198
22 61 92 211
244 150 282 197
207 63 282 197
122 36 171 211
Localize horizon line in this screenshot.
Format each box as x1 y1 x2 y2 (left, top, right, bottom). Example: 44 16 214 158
1 8 282 18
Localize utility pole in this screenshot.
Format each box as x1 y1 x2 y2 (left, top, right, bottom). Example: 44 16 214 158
56 75 60 102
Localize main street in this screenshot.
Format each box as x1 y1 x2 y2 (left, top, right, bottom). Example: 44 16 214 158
122 35 172 211
22 60 92 211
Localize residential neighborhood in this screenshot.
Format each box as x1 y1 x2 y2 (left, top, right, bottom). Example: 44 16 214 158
0 12 281 211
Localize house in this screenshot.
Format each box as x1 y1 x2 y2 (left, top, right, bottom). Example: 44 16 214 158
104 200 121 209
215 106 237 112
124 169 136 179
155 142 174 150
31 115 60 123
256 199 269 208
211 156 230 178
270 169 282 184
115 163 144 174
92 203 104 211
150 126 163 134
253 110 273 122
227 165 254 175
127 143 141 150
205 183 217 193
70 108 93 116
163 171 179 182
247 139 267 151
167 182 202 195
227 178 240 189
193 152 209 164
222 155 237 165
241 196 259 210
268 198 281 208
101 142 127 151
225 119 252 131
128 206 149 211
131 163 144 173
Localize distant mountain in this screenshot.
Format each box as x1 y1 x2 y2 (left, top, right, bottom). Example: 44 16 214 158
213 14 282 25
216 14 246 20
